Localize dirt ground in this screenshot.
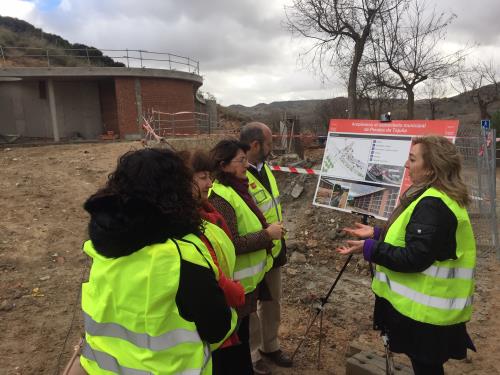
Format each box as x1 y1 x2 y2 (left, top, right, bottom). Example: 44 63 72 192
0 141 499 375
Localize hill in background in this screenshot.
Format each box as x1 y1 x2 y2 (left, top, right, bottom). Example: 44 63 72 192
0 15 123 67
226 89 500 134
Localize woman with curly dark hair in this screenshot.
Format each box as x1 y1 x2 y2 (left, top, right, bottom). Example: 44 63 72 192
79 148 231 375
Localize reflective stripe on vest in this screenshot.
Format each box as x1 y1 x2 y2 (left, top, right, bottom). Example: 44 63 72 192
84 312 202 351
256 196 281 214
421 265 474 280
372 187 476 325
82 341 151 375
374 271 474 310
210 182 272 293
233 259 267 281
82 341 209 375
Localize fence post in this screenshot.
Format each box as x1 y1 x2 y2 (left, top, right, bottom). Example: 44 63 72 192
139 50 143 68
46 49 50 67
172 113 175 137
168 54 172 70
488 130 499 257
85 48 91 66
196 113 200 135
187 57 191 73
0 46 5 67
208 113 211 135
126 49 129 68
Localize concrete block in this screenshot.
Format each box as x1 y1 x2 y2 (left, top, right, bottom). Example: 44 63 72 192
345 341 368 358
346 351 413 375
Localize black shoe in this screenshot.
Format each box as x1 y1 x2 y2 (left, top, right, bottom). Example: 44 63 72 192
252 359 272 375
259 349 293 368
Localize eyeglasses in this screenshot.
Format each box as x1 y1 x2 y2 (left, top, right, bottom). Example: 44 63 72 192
231 156 248 164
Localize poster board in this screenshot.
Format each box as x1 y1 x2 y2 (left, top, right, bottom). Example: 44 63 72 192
313 119 459 220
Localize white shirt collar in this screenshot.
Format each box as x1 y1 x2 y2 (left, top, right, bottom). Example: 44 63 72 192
248 161 264 172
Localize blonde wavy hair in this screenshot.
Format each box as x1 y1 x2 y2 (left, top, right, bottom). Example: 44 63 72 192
413 135 470 207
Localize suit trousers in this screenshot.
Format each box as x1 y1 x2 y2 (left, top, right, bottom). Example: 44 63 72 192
249 266 282 361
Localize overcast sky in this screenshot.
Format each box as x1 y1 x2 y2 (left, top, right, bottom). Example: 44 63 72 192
1 0 500 106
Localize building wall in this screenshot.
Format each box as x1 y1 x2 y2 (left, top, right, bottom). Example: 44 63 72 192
378 190 390 217
98 80 119 134
140 78 195 114
114 77 139 139
0 81 52 137
56 81 103 139
0 74 200 141
0 80 103 139
113 77 199 139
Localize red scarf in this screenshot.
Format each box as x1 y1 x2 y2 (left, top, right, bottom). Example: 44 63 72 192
221 172 269 229
199 200 232 239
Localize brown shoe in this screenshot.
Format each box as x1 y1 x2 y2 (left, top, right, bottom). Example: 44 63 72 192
252 359 272 375
259 349 293 368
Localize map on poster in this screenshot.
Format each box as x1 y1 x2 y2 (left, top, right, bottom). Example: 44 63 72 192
313 119 459 220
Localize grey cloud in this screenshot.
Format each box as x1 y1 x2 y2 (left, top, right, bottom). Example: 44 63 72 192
16 0 500 106
437 0 500 46
28 0 287 71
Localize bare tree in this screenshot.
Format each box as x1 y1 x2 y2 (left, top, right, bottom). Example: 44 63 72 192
355 59 402 119
315 97 348 131
454 60 499 120
368 0 467 119
421 79 447 119
284 0 406 119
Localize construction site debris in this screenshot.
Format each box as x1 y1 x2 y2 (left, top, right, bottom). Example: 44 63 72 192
31 288 44 297
291 182 304 199
289 251 307 264
0 300 14 311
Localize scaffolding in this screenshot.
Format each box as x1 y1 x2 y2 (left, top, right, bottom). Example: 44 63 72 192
455 126 498 259
277 114 304 158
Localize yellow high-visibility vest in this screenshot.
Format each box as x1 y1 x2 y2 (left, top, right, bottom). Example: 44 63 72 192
247 163 283 258
80 234 222 374
210 181 273 293
372 187 476 326
201 220 238 351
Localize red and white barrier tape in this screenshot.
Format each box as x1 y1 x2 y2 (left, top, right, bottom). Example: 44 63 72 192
270 165 320 175
144 132 317 138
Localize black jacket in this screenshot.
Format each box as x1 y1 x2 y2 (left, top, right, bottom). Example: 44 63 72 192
371 196 475 364
372 196 458 272
84 194 231 344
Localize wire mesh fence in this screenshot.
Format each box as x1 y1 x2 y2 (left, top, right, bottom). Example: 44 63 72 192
141 109 239 148
150 110 211 137
455 125 498 258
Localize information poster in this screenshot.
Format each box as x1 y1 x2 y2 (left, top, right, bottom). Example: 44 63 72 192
313 119 459 220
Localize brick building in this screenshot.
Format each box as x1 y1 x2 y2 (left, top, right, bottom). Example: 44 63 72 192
0 66 204 141
351 187 399 218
